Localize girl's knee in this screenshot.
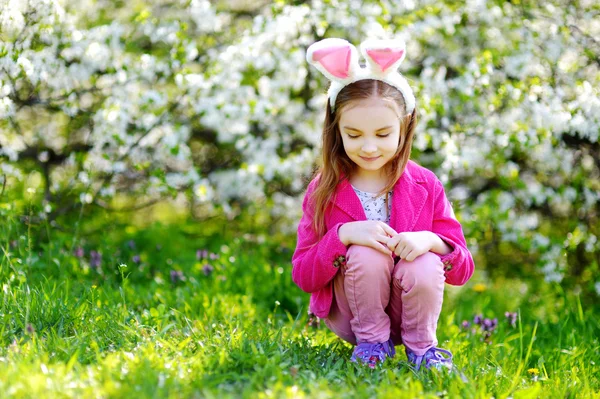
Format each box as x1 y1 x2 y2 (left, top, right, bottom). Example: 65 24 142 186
393 252 445 292
345 244 392 274
414 252 444 269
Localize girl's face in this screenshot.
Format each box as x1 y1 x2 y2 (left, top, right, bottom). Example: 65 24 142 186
338 97 402 180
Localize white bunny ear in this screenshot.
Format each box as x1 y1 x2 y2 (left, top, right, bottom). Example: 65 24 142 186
360 38 415 114
360 38 407 76
306 37 416 113
306 38 360 84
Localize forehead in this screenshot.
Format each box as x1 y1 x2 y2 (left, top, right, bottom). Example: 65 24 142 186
339 98 401 124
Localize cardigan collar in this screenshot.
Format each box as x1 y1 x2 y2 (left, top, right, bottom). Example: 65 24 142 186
333 162 428 232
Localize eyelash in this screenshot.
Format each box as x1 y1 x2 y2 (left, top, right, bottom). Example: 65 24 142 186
347 134 390 139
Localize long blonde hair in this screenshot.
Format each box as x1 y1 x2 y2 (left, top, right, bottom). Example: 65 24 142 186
309 79 418 239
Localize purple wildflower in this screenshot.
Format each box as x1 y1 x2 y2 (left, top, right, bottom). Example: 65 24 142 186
481 318 498 332
132 254 141 264
90 250 102 269
127 240 135 250
170 270 185 284
74 247 85 258
505 311 517 328
209 252 219 260
202 264 214 276
473 314 483 325
461 320 471 330
196 249 210 260
26 324 35 334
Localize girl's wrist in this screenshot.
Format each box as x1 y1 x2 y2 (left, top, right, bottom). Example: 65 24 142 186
427 231 452 255
338 223 351 246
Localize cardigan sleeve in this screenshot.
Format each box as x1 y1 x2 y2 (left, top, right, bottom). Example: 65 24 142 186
291 179 348 293
431 177 475 286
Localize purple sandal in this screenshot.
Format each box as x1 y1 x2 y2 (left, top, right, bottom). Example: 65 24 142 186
406 346 453 371
350 338 395 369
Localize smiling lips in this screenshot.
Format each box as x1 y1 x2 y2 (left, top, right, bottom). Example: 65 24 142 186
360 156 381 161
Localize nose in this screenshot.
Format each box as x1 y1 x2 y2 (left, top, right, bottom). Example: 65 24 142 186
361 140 377 154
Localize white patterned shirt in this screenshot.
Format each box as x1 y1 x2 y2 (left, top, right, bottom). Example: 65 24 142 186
351 185 393 225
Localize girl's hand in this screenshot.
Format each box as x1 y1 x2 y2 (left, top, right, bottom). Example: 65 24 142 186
386 231 434 262
338 221 397 256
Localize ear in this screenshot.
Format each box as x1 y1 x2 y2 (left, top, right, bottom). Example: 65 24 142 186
306 38 359 82
360 39 407 76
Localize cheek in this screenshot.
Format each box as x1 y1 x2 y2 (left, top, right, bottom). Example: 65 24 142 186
341 138 359 153
390 134 403 149
383 137 399 151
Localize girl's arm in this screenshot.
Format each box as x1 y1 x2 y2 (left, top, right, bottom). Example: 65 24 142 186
428 233 453 256
431 178 475 286
291 180 347 293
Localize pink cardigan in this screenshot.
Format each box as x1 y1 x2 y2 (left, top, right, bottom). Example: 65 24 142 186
292 160 475 318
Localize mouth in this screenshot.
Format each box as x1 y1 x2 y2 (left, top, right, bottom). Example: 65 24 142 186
360 156 381 162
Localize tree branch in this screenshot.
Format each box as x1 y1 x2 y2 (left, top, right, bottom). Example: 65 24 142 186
89 90 189 202
93 197 164 212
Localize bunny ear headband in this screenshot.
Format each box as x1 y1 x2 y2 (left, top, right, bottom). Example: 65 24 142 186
306 38 415 115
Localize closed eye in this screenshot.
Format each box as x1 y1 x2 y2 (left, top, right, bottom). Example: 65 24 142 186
347 134 391 139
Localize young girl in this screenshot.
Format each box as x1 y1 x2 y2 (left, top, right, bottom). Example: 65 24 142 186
292 38 475 370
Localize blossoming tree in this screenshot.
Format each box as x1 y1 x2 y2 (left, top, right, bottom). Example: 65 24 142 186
1 0 598 291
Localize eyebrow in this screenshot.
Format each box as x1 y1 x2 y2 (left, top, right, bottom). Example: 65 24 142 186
342 125 393 133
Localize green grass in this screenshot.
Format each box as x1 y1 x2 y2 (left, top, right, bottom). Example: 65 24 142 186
0 208 599 398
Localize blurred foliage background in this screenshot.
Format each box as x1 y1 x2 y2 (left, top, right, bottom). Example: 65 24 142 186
1 0 599 293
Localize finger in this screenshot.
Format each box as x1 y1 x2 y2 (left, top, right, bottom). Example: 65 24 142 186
394 247 402 259
376 233 390 242
386 235 400 250
404 250 417 262
387 240 397 251
374 241 393 256
394 233 406 247
381 223 398 237
377 234 395 250
395 242 406 259
394 243 404 259
400 246 412 260
386 239 397 251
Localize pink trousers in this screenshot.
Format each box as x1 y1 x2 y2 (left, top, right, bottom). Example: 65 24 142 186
323 244 446 356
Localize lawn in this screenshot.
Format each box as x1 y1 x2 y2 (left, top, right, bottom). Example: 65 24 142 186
0 210 599 398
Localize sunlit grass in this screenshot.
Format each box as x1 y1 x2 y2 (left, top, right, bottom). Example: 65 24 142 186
0 208 599 398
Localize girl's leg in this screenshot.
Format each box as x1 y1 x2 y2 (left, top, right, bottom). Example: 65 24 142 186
322 245 362 345
323 292 357 346
385 252 446 355
325 244 395 344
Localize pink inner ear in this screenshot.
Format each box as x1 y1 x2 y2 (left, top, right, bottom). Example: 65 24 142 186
312 45 351 79
366 48 404 72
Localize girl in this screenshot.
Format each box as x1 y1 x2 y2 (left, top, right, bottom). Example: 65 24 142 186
292 38 475 370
